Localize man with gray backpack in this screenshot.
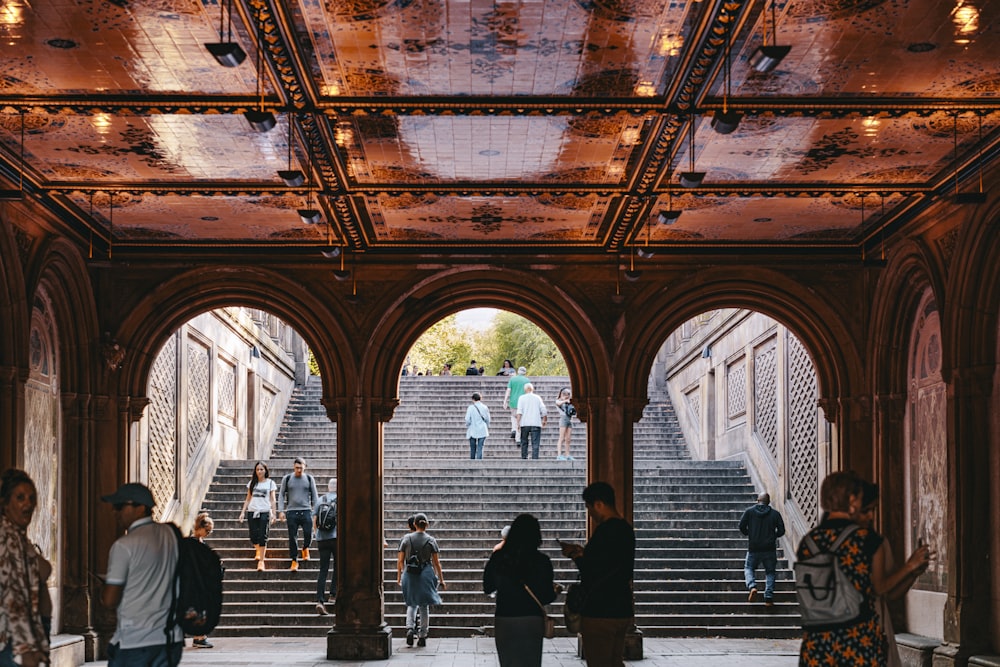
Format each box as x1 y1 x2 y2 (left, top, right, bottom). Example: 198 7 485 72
313 477 338 615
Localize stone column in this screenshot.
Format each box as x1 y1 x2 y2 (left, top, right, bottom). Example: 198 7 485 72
325 394 396 660
934 365 993 666
582 394 645 660
0 364 25 469
60 393 100 659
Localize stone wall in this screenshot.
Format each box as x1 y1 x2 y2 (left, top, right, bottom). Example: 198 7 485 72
656 309 830 551
138 308 302 531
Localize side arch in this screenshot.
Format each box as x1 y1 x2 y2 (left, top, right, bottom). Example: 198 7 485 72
26 237 101 395
112 267 354 401
616 266 864 413
363 267 611 411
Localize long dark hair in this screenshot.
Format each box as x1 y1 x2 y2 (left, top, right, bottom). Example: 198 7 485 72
249 461 270 493
497 513 542 571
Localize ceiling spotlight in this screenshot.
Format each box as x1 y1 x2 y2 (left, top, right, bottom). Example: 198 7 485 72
623 269 642 282
205 42 246 67
749 44 790 73
636 247 655 259
679 171 705 188
333 269 351 281
657 209 682 224
321 247 342 259
298 208 322 225
711 110 743 135
245 110 277 133
279 169 305 187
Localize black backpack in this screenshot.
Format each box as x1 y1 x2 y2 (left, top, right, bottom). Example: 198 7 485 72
316 494 337 532
167 525 224 636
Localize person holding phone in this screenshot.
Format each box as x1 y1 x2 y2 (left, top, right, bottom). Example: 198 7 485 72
559 482 635 667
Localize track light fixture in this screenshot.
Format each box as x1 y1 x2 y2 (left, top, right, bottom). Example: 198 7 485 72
278 114 304 186
298 208 321 224
749 0 790 73
332 243 351 281
205 0 246 67
244 8 275 132
712 9 742 135
680 117 705 188
321 247 341 259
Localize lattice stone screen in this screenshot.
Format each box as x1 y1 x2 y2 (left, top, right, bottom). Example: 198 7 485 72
753 338 778 461
217 357 237 426
726 358 747 427
186 338 211 457
684 386 701 439
147 335 178 518
787 333 819 521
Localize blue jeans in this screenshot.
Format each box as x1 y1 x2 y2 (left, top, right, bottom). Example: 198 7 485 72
286 509 312 560
520 426 541 459
744 550 777 599
469 437 485 459
107 642 182 667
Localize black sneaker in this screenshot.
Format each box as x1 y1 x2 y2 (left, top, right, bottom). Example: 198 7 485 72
193 638 214 649
417 637 427 647
406 629 414 647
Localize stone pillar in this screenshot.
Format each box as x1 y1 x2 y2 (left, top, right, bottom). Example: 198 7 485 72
934 366 993 666
832 394 874 479
583 394 645 660
325 394 395 660
0 364 25 469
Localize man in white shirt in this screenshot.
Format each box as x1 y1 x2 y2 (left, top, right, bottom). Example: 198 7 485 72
515 382 547 459
100 483 183 667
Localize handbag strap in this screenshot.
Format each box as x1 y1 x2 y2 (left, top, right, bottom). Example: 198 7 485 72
522 583 549 616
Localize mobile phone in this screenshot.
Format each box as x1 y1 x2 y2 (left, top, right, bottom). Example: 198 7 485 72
917 536 925 548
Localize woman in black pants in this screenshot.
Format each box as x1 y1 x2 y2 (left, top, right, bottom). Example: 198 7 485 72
238 461 277 571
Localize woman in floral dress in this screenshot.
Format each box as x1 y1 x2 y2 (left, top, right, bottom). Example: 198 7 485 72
798 472 932 667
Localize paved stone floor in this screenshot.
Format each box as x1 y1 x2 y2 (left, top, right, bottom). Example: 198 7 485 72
90 637 801 666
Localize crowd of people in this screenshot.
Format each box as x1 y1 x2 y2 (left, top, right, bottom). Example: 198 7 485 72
1 438 932 667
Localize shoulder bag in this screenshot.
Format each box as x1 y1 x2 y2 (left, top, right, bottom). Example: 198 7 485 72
523 584 556 639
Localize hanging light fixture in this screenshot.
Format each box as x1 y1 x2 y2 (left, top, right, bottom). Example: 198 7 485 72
320 218 341 258
954 113 987 204
244 7 276 132
333 247 351 281
637 208 655 258
749 0 791 73
278 113 304 186
624 245 642 281
0 111 26 200
680 118 706 188
205 0 247 67
657 186 682 224
296 139 321 224
711 9 743 135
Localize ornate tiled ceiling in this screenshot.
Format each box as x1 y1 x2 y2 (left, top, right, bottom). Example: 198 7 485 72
0 0 997 255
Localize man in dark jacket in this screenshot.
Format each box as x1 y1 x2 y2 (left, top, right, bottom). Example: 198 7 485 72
739 492 785 606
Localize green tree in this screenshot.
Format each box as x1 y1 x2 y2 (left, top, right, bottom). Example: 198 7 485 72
486 311 567 376
407 315 473 375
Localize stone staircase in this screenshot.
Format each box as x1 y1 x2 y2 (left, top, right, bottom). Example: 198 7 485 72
201 375 799 638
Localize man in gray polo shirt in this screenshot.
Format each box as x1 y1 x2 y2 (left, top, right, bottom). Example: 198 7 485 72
100 482 183 667
278 457 319 571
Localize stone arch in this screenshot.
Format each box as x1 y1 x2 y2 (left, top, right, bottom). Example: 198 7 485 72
113 267 354 402
27 238 100 395
363 267 610 413
0 217 29 371
867 238 942 603
616 266 864 419
615 267 863 418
